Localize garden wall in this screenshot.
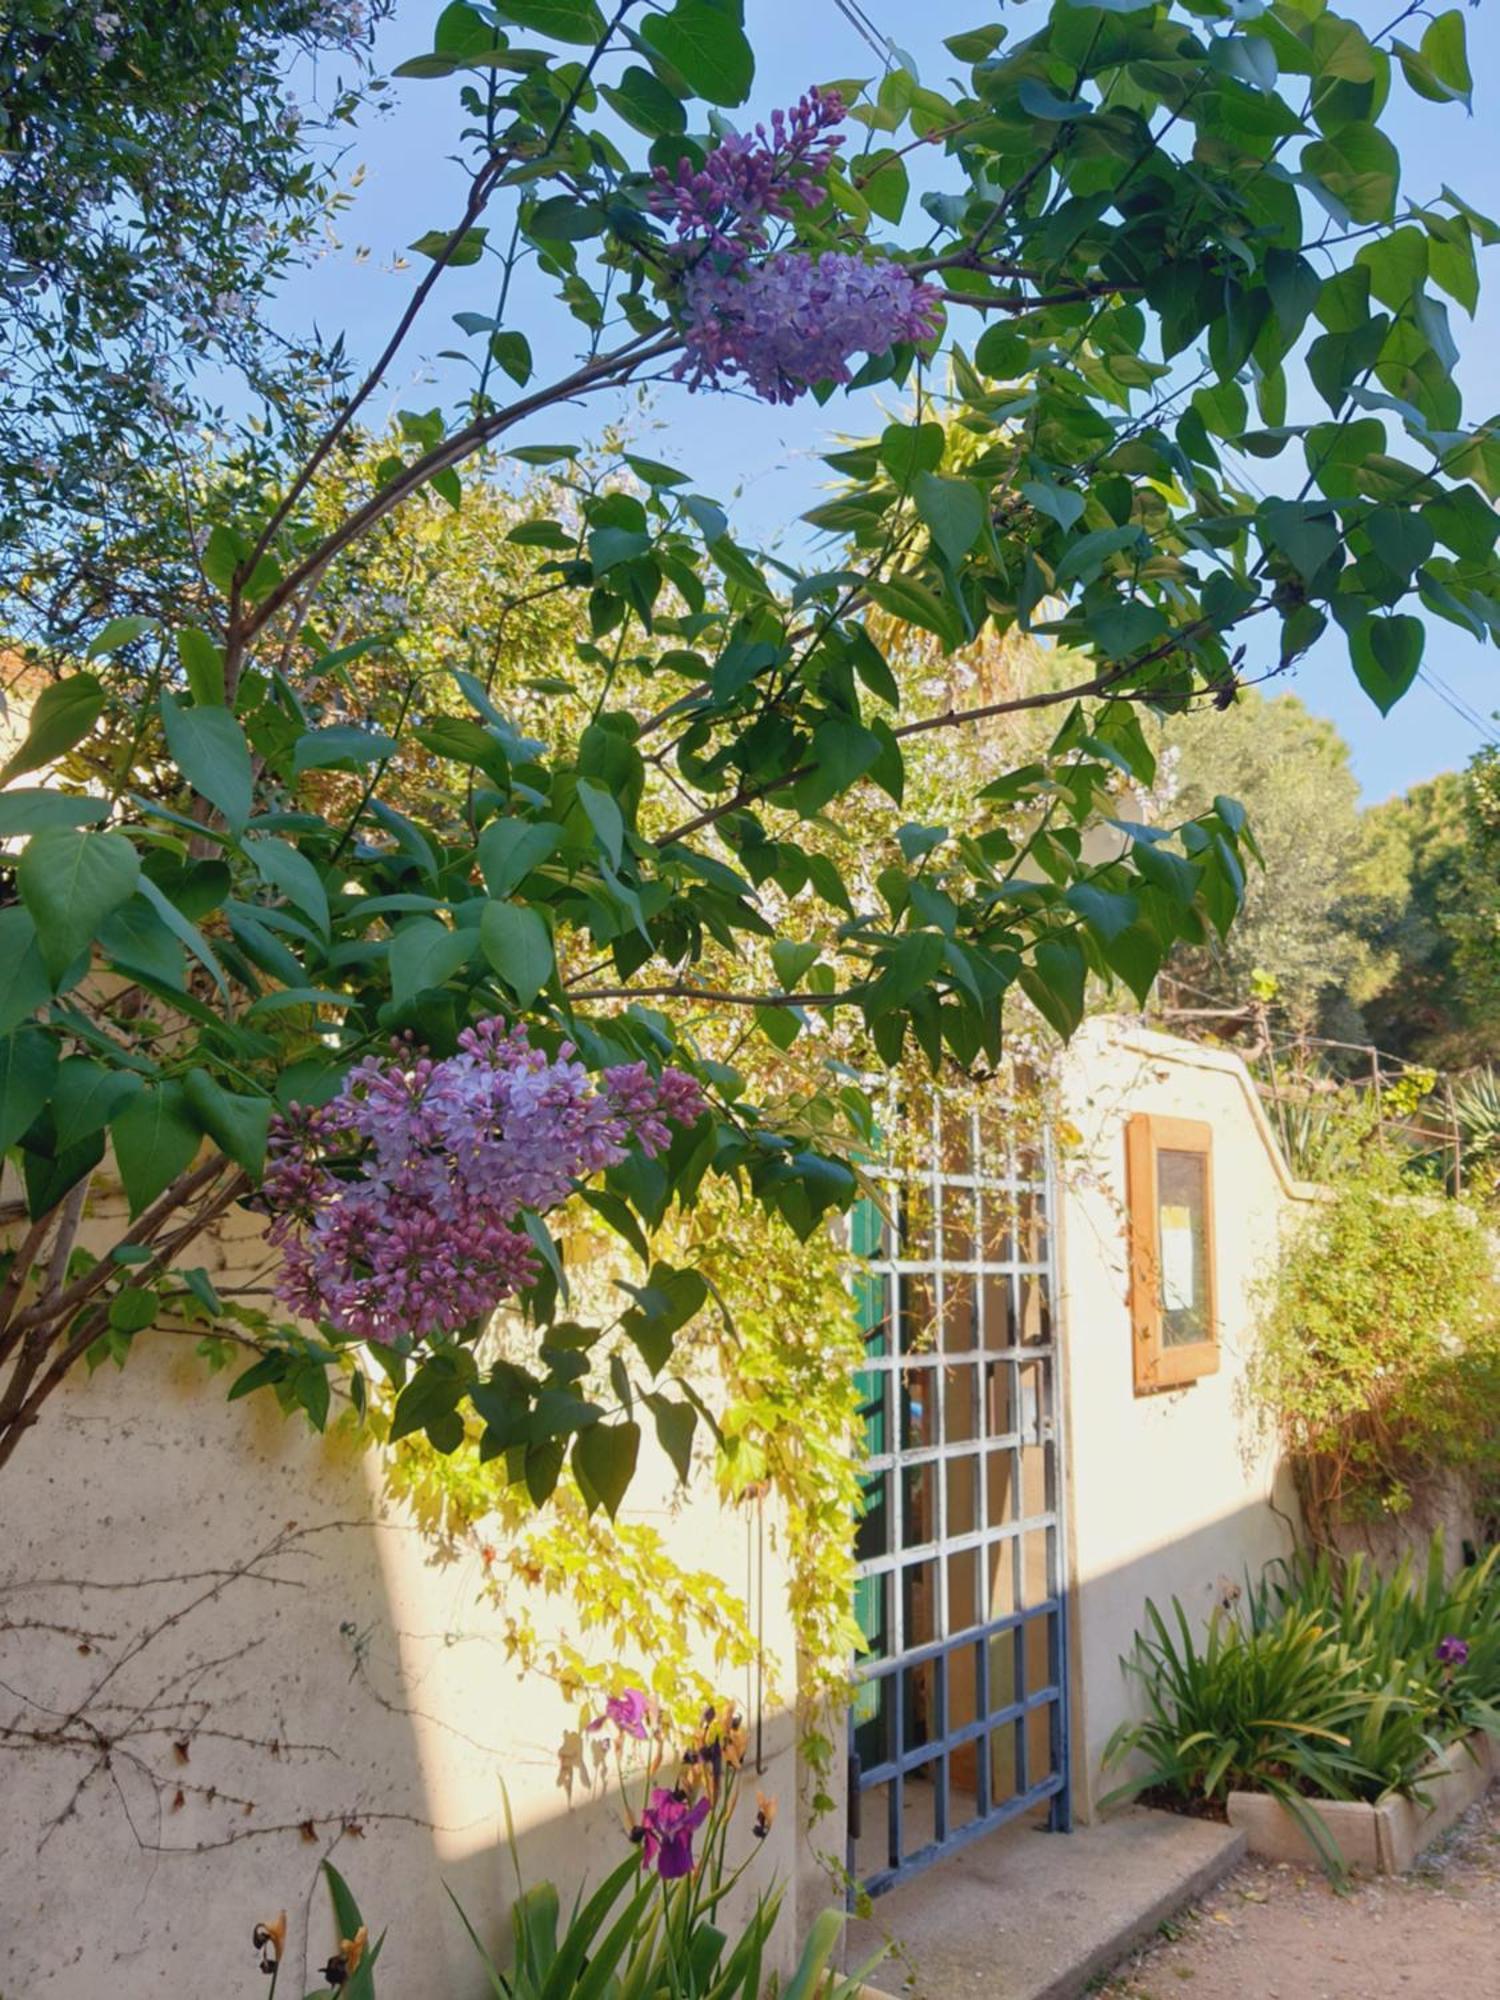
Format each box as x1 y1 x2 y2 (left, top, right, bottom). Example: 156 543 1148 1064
0 1197 831 1999
1053 1020 1311 1812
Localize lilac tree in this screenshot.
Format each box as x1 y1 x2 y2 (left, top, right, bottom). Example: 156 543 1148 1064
1 0 1496 1505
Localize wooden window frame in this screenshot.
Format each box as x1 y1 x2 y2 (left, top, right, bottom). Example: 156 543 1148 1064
1125 1113 1219 1394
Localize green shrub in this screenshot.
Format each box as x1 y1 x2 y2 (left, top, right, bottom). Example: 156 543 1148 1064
1104 1533 1500 1876
1259 1539 1500 1750
1251 1154 1500 1542
1101 1598 1393 1869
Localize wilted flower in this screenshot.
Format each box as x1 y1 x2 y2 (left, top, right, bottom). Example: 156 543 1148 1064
263 1020 702 1344
322 1925 367 1988
251 1912 286 1973
1436 1635 1470 1667
752 1792 777 1841
589 1687 653 1741
637 1787 711 1879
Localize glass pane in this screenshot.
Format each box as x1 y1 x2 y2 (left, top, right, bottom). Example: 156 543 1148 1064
1021 1526 1053 1609
855 1269 891 1354
943 1181 977 1263
982 1271 1017 1350
947 1548 980 1636
898 1178 936 1262
902 1557 939 1651
988 1626 1021 1715
899 1272 939 1354
856 1367 890 1458
940 1101 973 1176
903 1661 940 1754
1018 1360 1043 1445
855 1469 891 1562
1021 1437 1049 1518
901 1364 937 1451
854 1571 891 1662
902 1460 938 1550
987 1533 1018 1620
946 1454 979 1539
850 1196 890 1262
989 1722 1021 1808
1015 1189 1048 1264
942 1273 979 1351
987 1447 1019 1529
950 1640 981 1731
980 1186 1015 1260
853 1670 895 1769
1017 1273 1051 1345
985 1359 1016 1438
943 1361 980 1444
977 1097 1012 1179
1157 1146 1210 1346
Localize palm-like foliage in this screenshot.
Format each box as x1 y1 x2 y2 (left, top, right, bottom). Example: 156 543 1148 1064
1104 1534 1500 1877
1452 1068 1500 1160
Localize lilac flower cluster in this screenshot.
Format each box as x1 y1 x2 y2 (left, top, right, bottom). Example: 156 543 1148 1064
262 1019 702 1345
678 250 942 404
651 89 940 404
648 88 846 257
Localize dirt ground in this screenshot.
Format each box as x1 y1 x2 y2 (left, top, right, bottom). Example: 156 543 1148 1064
1094 1785 1500 2000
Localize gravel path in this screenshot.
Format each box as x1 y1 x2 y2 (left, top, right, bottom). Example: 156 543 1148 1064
1095 1786 1500 2000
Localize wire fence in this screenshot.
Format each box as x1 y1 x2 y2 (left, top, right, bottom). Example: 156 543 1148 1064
1147 979 1482 1194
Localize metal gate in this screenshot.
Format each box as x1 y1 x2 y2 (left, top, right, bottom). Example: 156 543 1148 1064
848 1088 1071 1895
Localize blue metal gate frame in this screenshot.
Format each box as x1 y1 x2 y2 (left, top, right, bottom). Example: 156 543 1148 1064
847 1092 1071 1897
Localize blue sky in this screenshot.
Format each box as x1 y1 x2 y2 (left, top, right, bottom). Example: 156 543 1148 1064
283 1 1500 801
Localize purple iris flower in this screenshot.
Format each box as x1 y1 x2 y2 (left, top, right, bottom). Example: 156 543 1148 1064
589 1689 652 1740
638 1787 710 1879
1435 1635 1470 1667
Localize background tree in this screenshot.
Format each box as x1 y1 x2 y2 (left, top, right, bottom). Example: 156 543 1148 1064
0 0 388 642
1351 769 1479 1062
1160 691 1402 1031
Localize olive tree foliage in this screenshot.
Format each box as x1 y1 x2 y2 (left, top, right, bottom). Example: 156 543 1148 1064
1160 690 1399 1030
1 0 1497 1499
0 0 390 641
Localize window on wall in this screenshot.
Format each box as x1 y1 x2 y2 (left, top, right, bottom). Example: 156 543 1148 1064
1125 1114 1218 1393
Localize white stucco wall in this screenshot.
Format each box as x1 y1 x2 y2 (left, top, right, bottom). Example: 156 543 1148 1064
1053 1020 1311 1812
0 1200 829 1999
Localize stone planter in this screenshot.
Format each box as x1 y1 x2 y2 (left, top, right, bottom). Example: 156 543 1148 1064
1227 1731 1497 1873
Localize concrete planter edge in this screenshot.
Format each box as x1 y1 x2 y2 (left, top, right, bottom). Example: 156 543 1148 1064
1226 1730 1496 1874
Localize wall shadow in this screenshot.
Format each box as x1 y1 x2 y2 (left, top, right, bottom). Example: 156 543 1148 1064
0 1332 816 2000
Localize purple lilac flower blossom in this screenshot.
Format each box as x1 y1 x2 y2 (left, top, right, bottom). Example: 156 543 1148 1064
650 90 940 404
637 1787 711 1879
262 1020 702 1344
649 89 845 257
676 250 942 404
589 1688 653 1740
1435 1635 1470 1666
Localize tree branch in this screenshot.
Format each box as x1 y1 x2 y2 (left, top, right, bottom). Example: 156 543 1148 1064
243 331 681 641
